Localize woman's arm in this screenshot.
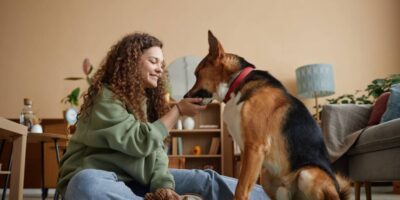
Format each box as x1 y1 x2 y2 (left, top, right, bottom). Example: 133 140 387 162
77 97 206 157
77 97 167 157
149 149 175 191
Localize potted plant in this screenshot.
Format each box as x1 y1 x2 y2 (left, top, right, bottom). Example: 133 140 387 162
61 58 94 126
61 58 93 106
327 74 400 104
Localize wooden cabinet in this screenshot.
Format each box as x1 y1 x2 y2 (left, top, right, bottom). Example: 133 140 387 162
167 103 233 176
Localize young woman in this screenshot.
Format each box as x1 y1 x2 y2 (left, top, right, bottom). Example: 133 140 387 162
57 32 267 200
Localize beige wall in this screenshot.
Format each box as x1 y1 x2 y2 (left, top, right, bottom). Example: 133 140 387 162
1 0 399 118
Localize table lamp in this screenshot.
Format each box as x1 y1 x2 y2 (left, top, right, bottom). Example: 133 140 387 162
296 64 335 121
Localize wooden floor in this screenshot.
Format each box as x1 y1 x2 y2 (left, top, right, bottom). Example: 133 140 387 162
2 186 400 199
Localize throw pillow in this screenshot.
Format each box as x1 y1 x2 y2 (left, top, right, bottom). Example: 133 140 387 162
380 84 400 123
367 92 390 125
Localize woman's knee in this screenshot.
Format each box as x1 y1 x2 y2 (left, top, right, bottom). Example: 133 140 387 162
69 169 117 188
65 169 127 199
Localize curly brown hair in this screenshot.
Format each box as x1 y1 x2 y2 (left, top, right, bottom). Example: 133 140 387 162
79 32 170 122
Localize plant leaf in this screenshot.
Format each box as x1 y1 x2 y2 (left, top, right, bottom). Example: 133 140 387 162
88 65 93 75
65 77 84 81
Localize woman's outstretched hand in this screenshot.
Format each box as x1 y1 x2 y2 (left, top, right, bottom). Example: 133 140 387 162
177 98 207 117
160 98 207 130
144 188 180 200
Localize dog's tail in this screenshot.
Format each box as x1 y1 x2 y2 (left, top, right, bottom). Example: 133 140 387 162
298 167 351 200
335 173 351 200
323 173 351 200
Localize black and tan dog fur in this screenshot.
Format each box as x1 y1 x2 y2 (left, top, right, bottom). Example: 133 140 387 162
184 31 350 200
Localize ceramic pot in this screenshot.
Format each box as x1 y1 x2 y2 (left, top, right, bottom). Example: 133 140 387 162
30 124 43 133
183 117 195 130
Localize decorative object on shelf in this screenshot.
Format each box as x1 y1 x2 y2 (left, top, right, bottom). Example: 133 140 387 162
30 124 43 134
167 56 202 100
192 145 201 155
176 119 183 130
65 107 78 125
296 63 335 121
183 117 195 130
19 98 41 132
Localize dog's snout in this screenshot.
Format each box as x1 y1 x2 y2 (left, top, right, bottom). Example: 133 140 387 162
184 89 212 99
192 89 213 98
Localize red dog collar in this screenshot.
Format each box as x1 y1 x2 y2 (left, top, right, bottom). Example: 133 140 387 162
223 66 254 103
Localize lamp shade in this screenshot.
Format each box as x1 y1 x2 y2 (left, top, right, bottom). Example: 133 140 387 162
296 64 335 98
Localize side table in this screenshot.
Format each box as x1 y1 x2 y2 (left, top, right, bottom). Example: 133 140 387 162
1 132 68 200
0 117 27 200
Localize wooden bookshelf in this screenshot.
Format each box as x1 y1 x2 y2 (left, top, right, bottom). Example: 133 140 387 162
168 102 230 175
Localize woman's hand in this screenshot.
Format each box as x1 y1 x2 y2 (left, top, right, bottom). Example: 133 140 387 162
160 98 207 130
144 188 180 200
177 98 207 117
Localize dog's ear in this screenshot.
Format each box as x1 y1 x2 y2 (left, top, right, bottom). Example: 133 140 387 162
208 30 225 58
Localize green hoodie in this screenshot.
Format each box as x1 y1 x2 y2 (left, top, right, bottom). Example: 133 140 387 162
57 86 174 195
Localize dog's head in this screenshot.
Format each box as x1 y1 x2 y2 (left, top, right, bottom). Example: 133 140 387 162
184 31 243 102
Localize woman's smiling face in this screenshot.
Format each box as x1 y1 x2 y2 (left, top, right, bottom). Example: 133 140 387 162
139 46 164 88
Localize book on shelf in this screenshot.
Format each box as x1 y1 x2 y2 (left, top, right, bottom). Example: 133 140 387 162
172 137 178 155
177 137 183 155
208 137 220 154
171 137 183 155
199 124 219 129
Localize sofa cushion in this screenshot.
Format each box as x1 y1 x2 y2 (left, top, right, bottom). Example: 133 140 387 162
381 84 400 123
367 92 390 126
348 118 400 155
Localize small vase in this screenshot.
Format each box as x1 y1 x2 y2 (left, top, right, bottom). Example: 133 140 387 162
183 117 195 130
30 124 43 134
176 119 183 130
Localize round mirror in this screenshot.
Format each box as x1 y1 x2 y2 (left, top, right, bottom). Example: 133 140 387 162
167 56 202 100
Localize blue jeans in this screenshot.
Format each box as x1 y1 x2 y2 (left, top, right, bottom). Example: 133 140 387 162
64 168 268 200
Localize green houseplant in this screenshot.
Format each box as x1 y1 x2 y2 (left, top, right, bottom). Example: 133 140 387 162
327 74 400 105
61 58 93 107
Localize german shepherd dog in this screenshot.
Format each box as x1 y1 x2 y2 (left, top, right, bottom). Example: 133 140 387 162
184 31 350 200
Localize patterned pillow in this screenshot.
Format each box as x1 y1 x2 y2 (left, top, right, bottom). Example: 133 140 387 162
380 84 400 123
367 92 390 126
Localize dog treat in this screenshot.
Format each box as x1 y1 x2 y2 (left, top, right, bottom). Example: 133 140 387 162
199 98 212 105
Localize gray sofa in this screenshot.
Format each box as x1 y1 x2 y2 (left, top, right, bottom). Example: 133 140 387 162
321 104 400 199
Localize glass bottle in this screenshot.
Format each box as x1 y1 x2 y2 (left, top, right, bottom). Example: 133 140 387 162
19 98 34 131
